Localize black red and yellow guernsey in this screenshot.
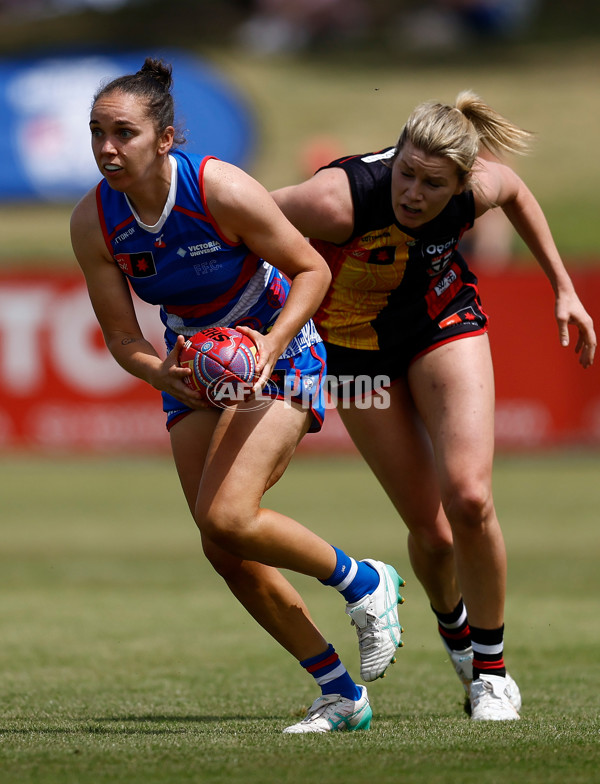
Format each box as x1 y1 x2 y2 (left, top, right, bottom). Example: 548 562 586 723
311 148 480 352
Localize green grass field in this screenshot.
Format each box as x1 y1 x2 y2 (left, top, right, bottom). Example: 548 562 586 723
1 453 599 783
0 26 599 782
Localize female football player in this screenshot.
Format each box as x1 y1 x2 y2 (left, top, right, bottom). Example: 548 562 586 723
272 92 596 720
70 57 405 734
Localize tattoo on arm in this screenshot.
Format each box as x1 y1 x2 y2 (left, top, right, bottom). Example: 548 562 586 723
120 337 141 346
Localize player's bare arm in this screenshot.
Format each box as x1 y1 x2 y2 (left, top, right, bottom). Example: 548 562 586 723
70 190 202 401
272 167 354 244
475 158 596 367
204 159 331 383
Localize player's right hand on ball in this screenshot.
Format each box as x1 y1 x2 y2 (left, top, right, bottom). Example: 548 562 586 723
158 336 210 408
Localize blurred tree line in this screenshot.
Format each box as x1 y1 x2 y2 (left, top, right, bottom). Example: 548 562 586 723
0 0 598 61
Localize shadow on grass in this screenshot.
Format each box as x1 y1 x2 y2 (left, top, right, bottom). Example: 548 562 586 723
94 714 280 724
0 715 282 736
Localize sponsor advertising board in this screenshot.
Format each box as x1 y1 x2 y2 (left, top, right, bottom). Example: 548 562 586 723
0 268 599 453
0 50 254 201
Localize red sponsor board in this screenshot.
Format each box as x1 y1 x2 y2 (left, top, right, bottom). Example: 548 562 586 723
0 270 168 452
0 266 598 453
479 266 600 449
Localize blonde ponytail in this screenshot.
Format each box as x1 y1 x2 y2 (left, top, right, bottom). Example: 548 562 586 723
394 91 534 181
455 90 533 158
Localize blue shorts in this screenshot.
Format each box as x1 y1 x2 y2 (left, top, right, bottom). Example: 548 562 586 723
163 340 327 433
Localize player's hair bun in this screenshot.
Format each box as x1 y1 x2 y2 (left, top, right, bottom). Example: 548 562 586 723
138 58 173 90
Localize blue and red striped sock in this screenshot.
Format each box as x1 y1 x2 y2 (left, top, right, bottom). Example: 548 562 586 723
300 644 361 701
470 624 506 679
320 546 379 603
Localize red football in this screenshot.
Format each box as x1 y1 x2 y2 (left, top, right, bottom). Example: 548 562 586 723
178 327 259 406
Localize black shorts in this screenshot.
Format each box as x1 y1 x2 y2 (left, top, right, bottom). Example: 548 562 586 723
325 288 488 399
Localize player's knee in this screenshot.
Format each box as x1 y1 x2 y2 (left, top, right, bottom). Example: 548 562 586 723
443 480 494 532
405 507 454 553
424 528 454 556
410 525 454 560
195 500 256 556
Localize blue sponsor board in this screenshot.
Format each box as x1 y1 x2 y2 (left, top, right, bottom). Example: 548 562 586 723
0 50 255 202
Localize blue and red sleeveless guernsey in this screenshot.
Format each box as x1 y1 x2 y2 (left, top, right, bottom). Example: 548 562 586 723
95 149 321 359
311 148 487 353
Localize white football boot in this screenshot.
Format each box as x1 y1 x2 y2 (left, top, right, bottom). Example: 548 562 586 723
441 639 473 695
283 686 372 734
442 640 522 717
470 673 521 721
345 560 405 682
